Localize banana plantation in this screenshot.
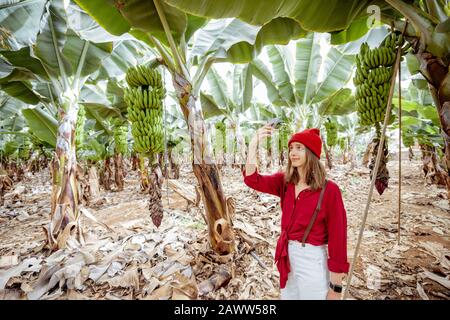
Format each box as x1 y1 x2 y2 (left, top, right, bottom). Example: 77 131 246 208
0 0 449 301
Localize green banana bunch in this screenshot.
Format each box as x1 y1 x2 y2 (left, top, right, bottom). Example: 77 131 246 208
338 137 346 151
75 106 86 151
354 32 408 127
19 137 32 160
214 121 227 154
324 120 338 147
401 129 414 148
125 64 165 155
278 125 293 151
125 64 163 88
114 124 129 155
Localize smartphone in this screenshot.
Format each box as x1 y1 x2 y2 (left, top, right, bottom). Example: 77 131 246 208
267 118 283 129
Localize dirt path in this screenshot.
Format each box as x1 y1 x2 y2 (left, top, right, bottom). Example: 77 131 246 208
0 158 448 300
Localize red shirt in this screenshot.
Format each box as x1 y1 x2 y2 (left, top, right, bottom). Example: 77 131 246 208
243 169 350 288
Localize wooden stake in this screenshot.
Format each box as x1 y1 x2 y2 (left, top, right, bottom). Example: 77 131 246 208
343 22 408 300
398 49 402 245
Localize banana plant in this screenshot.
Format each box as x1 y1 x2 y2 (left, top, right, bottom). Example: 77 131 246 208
0 0 147 250
75 0 314 256
162 0 450 199
393 82 447 186
201 64 253 167
251 34 355 130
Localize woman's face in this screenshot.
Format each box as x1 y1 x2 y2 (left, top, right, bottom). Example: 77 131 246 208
289 142 307 168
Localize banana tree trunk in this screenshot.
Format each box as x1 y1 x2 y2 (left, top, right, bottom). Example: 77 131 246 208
102 157 113 191
114 152 124 191
138 154 149 192
323 143 333 169
158 153 169 178
168 148 180 179
408 146 414 161
173 73 235 256
45 102 80 250
419 143 447 186
149 160 163 228
235 119 247 171
362 140 375 167
0 170 13 206
131 153 138 171
416 52 450 199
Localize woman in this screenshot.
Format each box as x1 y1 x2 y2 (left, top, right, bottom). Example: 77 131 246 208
243 125 349 300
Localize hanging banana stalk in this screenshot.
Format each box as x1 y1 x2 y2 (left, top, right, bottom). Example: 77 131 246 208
113 122 128 191
124 64 166 227
0 168 13 206
324 119 338 169
354 32 409 195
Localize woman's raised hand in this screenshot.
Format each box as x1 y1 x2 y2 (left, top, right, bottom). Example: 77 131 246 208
250 124 275 146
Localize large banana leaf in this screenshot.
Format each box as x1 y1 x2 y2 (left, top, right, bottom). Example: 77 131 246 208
0 95 26 132
249 59 284 106
0 82 45 105
22 107 58 147
75 0 312 71
205 67 229 109
311 47 354 104
74 0 186 45
106 80 127 115
165 0 374 31
202 63 253 120
240 64 253 111
66 3 134 43
34 0 71 79
294 33 321 104
62 30 113 78
257 34 354 111
79 84 122 120
73 0 131 36
200 92 226 119
0 0 47 51
336 26 389 55
190 19 259 64
33 1 114 81
190 18 310 65
0 47 49 80
94 40 151 80
266 45 295 105
318 88 356 116
400 99 440 127
254 17 307 52
329 16 370 45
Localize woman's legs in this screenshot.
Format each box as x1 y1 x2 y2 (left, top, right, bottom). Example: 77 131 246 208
280 271 300 299
281 241 329 300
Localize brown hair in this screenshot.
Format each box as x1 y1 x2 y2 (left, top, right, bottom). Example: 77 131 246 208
284 147 326 190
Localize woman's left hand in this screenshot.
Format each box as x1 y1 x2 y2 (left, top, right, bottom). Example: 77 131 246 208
326 289 341 300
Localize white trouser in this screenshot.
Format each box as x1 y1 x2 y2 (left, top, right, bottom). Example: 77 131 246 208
280 240 330 300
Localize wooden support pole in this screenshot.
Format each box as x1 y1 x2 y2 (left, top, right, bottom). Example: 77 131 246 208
343 22 408 300
398 51 402 245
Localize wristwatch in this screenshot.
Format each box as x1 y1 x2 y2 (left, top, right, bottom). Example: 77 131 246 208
329 282 343 293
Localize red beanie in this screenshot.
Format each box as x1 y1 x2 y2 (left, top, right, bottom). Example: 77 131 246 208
288 128 322 158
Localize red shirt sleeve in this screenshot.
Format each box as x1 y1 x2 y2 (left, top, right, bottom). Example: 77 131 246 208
326 182 350 274
242 168 285 198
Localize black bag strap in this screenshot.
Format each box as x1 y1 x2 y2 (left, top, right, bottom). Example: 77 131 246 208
301 180 328 247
